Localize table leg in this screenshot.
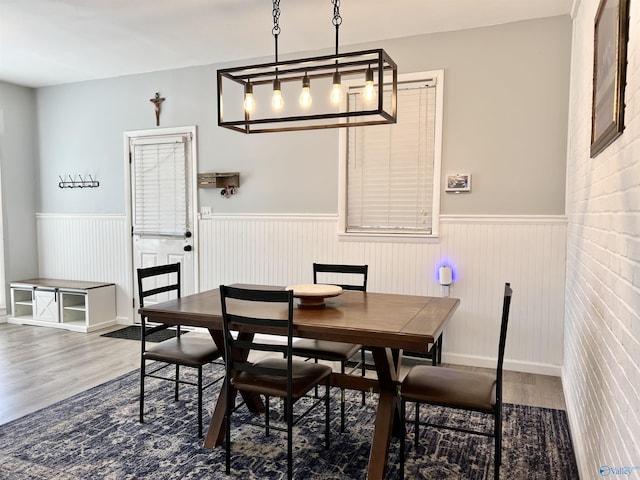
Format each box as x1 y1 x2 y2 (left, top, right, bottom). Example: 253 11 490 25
367 346 402 479
204 330 264 448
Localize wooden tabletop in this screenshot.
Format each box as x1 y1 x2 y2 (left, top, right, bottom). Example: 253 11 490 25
140 285 460 353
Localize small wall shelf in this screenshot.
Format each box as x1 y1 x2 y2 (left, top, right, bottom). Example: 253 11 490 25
197 172 239 189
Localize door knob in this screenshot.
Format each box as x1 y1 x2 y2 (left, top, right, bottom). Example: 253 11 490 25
183 245 193 252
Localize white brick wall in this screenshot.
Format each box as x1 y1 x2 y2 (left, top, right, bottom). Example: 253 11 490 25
564 0 640 478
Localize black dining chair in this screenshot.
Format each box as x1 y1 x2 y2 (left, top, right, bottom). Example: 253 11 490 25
220 285 331 479
291 263 368 432
138 263 223 437
399 282 513 480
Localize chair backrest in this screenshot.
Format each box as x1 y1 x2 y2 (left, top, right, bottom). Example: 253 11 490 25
495 282 513 405
219 285 295 394
313 263 368 291
137 263 181 309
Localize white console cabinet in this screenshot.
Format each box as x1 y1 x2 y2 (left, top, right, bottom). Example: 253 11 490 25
9 279 116 333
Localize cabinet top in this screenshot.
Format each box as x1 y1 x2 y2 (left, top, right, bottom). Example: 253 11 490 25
11 279 115 290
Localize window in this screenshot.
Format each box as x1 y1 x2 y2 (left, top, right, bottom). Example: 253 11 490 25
339 70 444 238
131 134 190 236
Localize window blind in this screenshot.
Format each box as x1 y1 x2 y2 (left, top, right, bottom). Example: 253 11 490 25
346 82 436 234
131 135 188 236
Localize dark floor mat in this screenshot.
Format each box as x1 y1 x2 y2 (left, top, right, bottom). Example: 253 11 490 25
101 325 185 343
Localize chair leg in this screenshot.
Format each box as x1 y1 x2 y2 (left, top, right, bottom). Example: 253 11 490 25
265 396 270 436
494 408 502 479
340 361 346 433
414 402 420 450
429 334 443 366
139 360 145 423
174 364 180 401
325 377 331 449
225 381 232 474
314 358 320 398
197 366 203 438
400 398 406 480
286 397 293 480
360 348 366 405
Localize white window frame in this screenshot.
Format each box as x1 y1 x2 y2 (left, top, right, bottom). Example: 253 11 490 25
338 70 444 242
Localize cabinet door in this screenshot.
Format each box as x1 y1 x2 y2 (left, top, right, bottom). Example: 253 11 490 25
34 289 59 322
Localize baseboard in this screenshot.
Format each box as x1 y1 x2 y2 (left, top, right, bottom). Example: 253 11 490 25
561 376 586 479
442 353 562 377
253 337 563 376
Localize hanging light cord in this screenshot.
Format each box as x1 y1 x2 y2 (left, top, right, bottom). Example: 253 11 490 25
332 0 342 57
272 0 281 64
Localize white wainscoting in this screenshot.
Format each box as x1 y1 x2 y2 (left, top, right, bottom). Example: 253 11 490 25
36 213 566 375
36 214 131 321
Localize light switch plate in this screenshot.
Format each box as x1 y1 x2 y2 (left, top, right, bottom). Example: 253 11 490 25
200 206 212 218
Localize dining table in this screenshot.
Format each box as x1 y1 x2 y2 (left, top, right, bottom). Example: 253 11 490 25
139 284 460 479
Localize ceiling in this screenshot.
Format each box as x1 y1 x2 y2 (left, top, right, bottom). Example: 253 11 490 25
0 0 573 88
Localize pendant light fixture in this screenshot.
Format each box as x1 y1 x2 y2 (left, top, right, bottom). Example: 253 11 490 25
271 2 284 111
330 1 343 105
217 0 397 133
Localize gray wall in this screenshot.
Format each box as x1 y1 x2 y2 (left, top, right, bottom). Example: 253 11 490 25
387 16 571 215
0 81 40 294
34 15 570 216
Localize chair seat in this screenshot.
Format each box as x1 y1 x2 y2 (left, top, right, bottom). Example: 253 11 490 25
144 334 220 367
233 358 332 398
292 339 362 362
402 365 496 412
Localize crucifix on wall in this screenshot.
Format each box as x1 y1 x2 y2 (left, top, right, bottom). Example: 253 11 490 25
149 92 165 126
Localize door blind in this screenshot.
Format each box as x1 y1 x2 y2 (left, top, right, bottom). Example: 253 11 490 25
131 135 188 236
346 82 436 233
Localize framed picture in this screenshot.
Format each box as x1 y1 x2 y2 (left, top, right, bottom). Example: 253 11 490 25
445 173 471 193
590 0 630 158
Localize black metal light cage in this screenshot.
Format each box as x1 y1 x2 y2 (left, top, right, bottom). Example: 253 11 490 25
217 48 397 133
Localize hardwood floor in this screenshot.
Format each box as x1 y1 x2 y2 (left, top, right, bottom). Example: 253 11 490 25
0 322 565 425
0 323 139 424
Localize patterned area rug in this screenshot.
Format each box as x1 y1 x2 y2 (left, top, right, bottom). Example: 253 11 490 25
0 365 579 479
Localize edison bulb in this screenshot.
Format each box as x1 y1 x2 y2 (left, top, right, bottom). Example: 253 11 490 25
243 82 255 113
271 79 284 110
363 68 376 102
299 73 312 108
299 88 312 108
363 83 376 102
244 93 255 113
330 72 342 105
272 90 284 110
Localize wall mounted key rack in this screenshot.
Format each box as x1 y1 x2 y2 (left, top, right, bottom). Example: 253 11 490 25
58 174 100 189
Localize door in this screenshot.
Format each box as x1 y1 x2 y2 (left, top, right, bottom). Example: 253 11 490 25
126 127 198 319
